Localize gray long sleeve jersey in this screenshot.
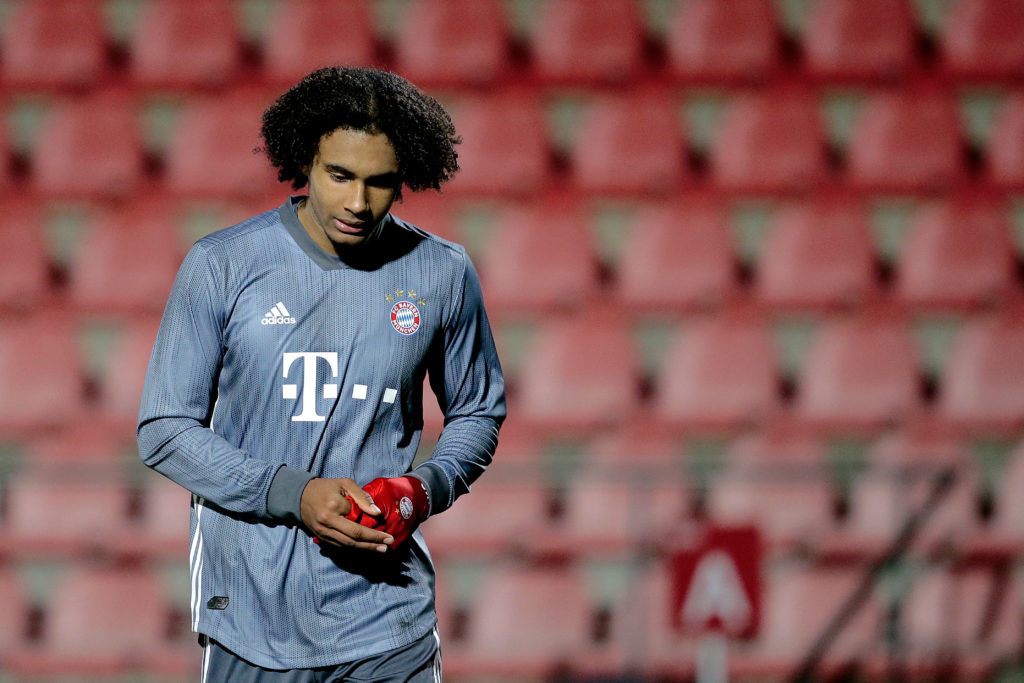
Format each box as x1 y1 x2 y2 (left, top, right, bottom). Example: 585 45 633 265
137 197 505 669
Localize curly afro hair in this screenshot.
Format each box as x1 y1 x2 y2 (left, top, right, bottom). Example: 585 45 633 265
261 66 461 193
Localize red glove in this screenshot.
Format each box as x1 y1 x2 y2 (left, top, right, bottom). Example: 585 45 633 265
343 476 429 549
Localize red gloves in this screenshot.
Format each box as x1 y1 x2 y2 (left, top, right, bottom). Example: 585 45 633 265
344 476 429 549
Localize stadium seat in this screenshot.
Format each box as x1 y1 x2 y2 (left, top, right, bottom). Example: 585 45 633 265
0 201 52 313
899 565 1022 679
452 564 600 679
614 199 739 313
937 312 1024 432
653 309 781 431
895 198 1017 311
388 191 457 243
709 88 828 194
67 202 184 315
95 317 162 428
665 0 780 84
846 89 964 193
6 565 183 678
30 92 145 200
0 570 29 656
0 0 107 91
162 89 282 198
840 423 977 558
128 0 244 90
986 93 1024 190
140 475 193 559
0 313 86 436
529 0 646 85
708 428 836 550
731 564 885 680
754 197 877 311
939 0 1024 81
516 310 641 433
569 92 687 196
802 0 917 82
445 93 551 197
794 311 922 432
477 201 598 314
261 0 376 86
1 477 134 557
980 439 1024 555
391 0 511 88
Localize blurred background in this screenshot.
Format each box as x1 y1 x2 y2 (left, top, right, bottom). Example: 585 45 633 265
0 0 1023 681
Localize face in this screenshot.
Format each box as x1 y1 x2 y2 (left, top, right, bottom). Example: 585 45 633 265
298 127 401 253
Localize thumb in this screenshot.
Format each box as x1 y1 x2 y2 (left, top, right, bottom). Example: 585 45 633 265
340 480 383 516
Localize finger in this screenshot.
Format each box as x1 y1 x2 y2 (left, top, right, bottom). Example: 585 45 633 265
317 517 394 548
339 481 382 516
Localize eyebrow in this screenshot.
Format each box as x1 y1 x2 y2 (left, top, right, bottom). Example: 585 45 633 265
323 163 400 184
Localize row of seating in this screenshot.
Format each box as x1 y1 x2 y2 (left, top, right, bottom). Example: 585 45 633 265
0 425 1021 561
1 0 1021 92
0 556 1018 681
1 303 1022 438
4 86 1024 198
2 192 1022 317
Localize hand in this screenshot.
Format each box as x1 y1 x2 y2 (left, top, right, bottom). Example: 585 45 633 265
300 478 394 552
344 476 429 549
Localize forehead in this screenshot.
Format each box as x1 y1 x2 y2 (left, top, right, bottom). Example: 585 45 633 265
316 127 398 174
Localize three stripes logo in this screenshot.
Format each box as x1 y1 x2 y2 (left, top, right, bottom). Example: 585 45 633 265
262 302 296 325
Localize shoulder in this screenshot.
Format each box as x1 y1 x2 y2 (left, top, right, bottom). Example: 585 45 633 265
386 214 469 268
193 206 286 258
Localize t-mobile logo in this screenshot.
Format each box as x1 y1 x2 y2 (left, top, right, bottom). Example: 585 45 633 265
281 352 399 422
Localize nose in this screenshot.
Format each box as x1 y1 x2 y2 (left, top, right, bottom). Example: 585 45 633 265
345 181 369 216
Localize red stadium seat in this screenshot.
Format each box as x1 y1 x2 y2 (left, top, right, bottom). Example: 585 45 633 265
895 198 1017 311
709 88 828 194
392 0 510 88
388 191 457 243
0 0 107 91
140 476 193 558
30 92 145 200
899 565 1022 678
731 565 885 680
0 313 86 436
96 317 162 428
987 94 1024 190
68 202 185 315
666 0 780 84
529 0 646 85
516 311 641 433
22 422 135 472
654 310 781 431
754 197 877 312
940 0 1024 81
262 0 376 86
128 0 244 90
980 439 1024 555
446 93 551 197
477 202 598 314
163 90 282 198
615 200 739 313
803 0 916 82
6 565 183 678
937 312 1024 432
795 311 921 432
569 92 687 196
452 565 599 679
1 477 134 557
846 89 964 193
0 201 52 313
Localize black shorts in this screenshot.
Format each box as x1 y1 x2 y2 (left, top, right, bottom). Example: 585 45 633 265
199 628 441 683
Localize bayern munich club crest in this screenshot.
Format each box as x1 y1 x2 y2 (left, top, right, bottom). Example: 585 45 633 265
399 496 414 520
386 288 425 336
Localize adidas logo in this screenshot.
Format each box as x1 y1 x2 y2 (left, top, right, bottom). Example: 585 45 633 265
262 302 296 325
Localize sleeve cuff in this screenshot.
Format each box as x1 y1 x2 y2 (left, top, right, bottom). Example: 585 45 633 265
409 466 445 519
266 466 316 524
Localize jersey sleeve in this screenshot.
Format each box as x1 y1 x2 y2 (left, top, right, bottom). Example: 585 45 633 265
137 243 305 520
412 250 506 516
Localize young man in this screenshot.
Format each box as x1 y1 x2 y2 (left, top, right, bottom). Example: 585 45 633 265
138 67 505 681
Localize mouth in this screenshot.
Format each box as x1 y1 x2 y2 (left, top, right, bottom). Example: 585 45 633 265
334 218 370 235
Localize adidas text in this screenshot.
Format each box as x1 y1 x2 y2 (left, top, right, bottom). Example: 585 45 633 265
262 302 296 325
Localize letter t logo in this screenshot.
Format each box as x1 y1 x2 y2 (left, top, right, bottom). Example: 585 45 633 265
282 352 339 422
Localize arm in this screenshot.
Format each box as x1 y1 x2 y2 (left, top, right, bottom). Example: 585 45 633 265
137 244 388 549
412 251 506 516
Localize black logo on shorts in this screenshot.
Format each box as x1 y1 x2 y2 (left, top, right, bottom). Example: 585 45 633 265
207 596 229 610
